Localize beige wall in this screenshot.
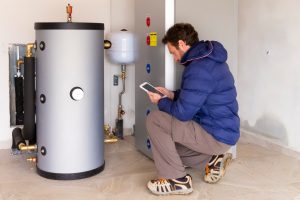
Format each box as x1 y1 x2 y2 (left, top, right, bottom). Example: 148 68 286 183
238 0 300 151
175 0 238 79
0 0 135 148
108 0 135 134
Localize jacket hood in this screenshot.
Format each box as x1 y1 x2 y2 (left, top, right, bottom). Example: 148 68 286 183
180 40 227 66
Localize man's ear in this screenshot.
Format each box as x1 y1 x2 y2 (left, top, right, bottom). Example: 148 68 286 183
178 40 189 52
178 40 185 49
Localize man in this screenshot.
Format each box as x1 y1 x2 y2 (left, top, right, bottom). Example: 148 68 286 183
145 23 240 195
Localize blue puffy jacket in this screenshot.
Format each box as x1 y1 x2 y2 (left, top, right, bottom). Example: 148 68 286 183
158 40 240 145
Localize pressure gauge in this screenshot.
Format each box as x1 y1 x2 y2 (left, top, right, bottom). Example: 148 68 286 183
70 87 84 101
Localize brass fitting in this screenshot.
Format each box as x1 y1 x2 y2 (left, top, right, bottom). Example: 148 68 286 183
25 43 35 58
104 137 118 143
19 143 37 151
17 142 26 150
121 71 126 80
27 157 37 163
66 4 73 22
104 124 118 143
104 40 112 49
104 124 111 134
117 107 125 119
16 59 24 70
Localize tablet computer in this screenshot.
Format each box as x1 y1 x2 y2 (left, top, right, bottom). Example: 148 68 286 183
139 82 165 97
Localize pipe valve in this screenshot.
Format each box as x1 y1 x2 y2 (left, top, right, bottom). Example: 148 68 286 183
120 110 125 115
66 4 73 22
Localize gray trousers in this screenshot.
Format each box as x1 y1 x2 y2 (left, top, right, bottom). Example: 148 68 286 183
146 110 230 179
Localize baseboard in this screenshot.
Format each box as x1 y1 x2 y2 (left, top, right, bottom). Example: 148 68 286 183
0 139 11 150
240 128 300 160
123 128 133 136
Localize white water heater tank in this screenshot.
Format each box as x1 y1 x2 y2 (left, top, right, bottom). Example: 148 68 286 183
35 22 105 180
106 30 137 65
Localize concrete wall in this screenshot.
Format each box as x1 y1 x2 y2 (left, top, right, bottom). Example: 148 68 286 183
238 0 300 151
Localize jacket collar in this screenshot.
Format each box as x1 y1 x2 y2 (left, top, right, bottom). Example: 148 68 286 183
180 41 213 66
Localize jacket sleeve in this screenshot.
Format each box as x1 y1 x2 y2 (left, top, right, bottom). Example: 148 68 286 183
173 89 181 101
158 65 216 121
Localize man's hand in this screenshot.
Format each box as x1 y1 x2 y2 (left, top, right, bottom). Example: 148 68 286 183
156 87 174 100
147 86 174 104
147 91 162 104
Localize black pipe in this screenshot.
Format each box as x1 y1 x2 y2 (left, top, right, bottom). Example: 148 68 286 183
14 76 24 125
11 127 25 149
115 119 123 139
23 57 36 145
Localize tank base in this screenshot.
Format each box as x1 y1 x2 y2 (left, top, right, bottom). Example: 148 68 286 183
36 162 105 180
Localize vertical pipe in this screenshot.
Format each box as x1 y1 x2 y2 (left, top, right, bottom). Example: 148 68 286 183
115 119 123 139
115 64 126 139
118 64 126 119
11 127 25 149
23 56 36 144
14 76 24 125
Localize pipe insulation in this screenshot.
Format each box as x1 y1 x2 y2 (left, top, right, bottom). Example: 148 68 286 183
14 76 24 125
23 56 36 145
12 127 25 149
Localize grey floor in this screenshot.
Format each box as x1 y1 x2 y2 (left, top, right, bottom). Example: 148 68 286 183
1 135 300 200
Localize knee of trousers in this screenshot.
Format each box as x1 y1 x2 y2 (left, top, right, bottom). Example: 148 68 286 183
145 110 162 136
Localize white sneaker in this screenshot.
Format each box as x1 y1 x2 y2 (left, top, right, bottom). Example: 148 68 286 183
147 174 193 195
204 153 232 183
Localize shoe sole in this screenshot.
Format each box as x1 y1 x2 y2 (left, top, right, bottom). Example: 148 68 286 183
204 153 232 184
150 188 193 196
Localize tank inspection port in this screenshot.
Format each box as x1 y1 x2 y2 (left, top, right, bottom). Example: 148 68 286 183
70 87 84 101
40 94 46 103
40 146 47 156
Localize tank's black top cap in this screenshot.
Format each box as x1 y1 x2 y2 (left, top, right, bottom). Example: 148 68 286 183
35 22 104 30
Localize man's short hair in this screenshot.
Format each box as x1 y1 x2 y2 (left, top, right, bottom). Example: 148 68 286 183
162 23 199 48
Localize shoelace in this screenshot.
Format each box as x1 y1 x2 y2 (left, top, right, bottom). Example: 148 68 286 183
157 178 168 185
205 165 210 175
206 162 222 174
